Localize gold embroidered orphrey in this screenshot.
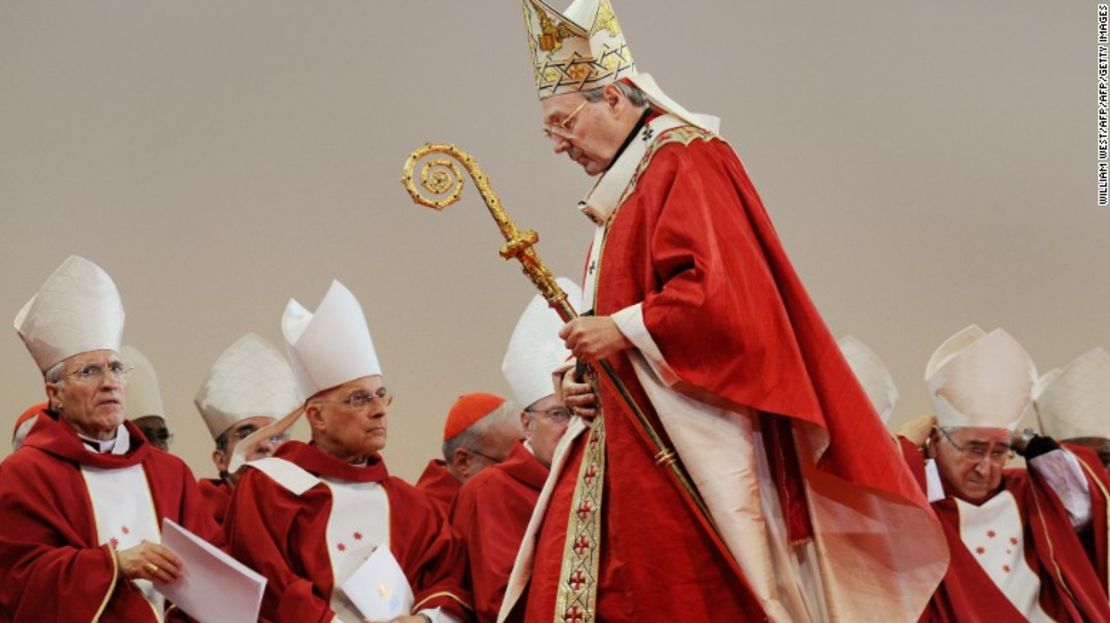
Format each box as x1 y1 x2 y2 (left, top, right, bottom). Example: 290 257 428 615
521 0 636 98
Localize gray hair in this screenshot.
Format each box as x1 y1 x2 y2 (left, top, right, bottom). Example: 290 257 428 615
43 361 66 411
442 400 518 460
44 361 66 384
580 81 650 107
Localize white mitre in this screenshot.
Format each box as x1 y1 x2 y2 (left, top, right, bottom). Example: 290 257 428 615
503 278 582 409
1033 347 1110 440
282 280 381 399
925 325 1036 431
120 345 165 419
195 333 302 440
15 255 125 372
837 335 899 424
520 0 719 132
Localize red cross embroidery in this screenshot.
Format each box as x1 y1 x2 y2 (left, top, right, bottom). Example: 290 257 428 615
564 605 584 623
576 500 594 521
121 526 130 535
1005 549 1012 555
1009 537 1018 545
1002 564 1011 573
986 530 996 538
353 531 363 541
975 547 985 555
584 464 598 485
568 570 587 591
337 543 347 552
110 537 119 548
573 535 590 558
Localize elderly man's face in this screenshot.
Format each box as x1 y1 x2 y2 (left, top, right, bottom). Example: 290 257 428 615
46 349 128 440
212 415 280 485
307 375 389 463
133 415 171 451
540 87 641 177
523 394 570 468
931 426 1013 503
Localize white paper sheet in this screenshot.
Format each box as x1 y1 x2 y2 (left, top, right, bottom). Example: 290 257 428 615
156 519 267 623
340 545 414 620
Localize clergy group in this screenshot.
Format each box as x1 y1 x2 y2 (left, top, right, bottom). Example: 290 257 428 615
2 1 1108 622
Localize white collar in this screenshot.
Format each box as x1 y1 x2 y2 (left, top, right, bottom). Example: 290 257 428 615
80 424 130 455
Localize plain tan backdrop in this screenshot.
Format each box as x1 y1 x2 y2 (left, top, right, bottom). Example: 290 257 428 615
0 1 1103 481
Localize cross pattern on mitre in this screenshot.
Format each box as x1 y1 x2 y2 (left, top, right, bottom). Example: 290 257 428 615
522 0 636 98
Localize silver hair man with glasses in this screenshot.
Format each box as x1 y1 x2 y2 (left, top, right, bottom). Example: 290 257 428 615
451 278 579 623
897 326 1110 620
0 255 220 621
193 333 300 525
224 280 470 623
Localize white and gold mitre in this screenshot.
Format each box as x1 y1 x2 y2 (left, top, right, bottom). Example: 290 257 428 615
521 0 635 98
1033 347 1110 440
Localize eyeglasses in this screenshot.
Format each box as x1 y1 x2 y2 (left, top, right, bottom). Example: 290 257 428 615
525 405 572 423
938 428 1014 465
66 361 134 383
230 424 289 446
465 447 504 463
542 100 589 139
313 387 393 410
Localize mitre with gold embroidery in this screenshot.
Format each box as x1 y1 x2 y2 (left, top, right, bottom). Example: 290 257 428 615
520 0 719 132
521 0 635 98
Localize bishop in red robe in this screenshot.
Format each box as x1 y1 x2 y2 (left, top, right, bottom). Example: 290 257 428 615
0 407 220 621
453 441 548 623
225 441 471 622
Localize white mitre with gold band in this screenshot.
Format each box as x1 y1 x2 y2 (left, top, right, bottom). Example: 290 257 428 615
837 335 899 425
195 333 302 440
120 345 165 419
282 280 381 399
15 255 125 372
521 0 719 133
925 325 1036 431
1033 347 1110 440
503 277 582 409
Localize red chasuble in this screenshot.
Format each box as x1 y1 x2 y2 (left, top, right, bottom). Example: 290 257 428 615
197 478 231 525
519 123 944 622
224 441 470 623
0 409 220 622
452 441 547 623
896 443 1110 622
415 459 461 519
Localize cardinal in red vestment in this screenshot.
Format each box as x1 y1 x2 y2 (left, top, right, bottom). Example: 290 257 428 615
223 279 470 623
499 3 949 622
416 393 522 518
1 255 220 622
899 326 1110 621
194 332 302 525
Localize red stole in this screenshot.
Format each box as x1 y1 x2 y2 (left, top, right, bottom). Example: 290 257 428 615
224 441 470 622
0 409 220 622
452 441 547 623
415 459 461 519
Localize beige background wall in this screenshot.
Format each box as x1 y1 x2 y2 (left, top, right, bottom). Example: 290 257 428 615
0 1 1102 481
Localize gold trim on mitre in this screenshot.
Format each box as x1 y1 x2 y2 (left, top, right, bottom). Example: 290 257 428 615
521 0 636 98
